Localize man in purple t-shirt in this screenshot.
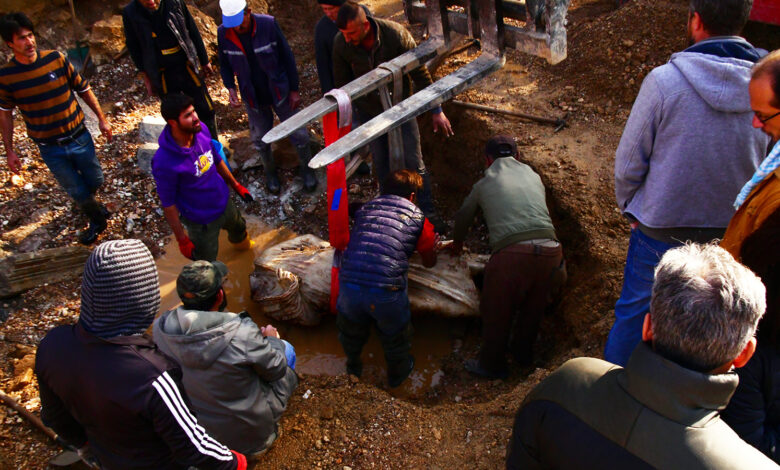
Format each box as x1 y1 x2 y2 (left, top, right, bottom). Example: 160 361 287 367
152 93 254 261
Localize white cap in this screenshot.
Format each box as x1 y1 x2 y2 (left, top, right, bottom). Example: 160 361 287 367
220 0 247 28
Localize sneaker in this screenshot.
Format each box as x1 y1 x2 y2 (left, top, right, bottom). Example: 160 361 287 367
464 358 508 380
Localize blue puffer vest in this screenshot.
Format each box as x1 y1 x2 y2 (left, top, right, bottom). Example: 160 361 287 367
339 195 425 290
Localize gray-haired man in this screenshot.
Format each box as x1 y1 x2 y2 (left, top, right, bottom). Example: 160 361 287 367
507 243 776 469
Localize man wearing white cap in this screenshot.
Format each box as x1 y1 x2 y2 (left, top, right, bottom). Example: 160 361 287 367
217 0 315 194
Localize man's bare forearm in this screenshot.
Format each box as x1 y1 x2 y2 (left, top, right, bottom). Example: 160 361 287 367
0 109 14 153
162 205 187 241
78 88 107 122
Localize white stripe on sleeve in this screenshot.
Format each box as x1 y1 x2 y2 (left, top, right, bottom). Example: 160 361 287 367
151 372 233 461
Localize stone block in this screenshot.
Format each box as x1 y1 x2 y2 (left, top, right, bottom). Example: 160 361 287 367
139 116 167 143
137 143 158 174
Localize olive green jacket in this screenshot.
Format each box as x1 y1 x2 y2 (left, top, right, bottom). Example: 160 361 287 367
332 16 434 118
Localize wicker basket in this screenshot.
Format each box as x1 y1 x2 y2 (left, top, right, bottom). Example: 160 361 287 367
249 266 306 323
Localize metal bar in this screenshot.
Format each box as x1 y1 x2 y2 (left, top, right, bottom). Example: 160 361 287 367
407 2 568 64
451 100 566 125
262 39 446 145
309 54 505 169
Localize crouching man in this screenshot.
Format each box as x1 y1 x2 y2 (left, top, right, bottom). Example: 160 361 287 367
152 93 255 261
154 260 298 461
35 240 247 469
337 169 438 387
506 244 776 469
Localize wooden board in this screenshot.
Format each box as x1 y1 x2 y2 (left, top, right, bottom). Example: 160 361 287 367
0 246 90 298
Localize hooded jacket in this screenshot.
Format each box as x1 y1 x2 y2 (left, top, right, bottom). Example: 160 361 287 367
614 37 769 235
153 308 298 455
152 126 229 225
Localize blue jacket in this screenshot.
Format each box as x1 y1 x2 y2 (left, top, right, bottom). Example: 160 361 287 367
339 195 425 290
218 14 299 109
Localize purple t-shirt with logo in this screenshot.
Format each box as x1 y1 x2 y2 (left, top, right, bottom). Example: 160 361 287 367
151 126 229 225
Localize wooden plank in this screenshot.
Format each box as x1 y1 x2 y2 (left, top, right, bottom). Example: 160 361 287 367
0 246 90 298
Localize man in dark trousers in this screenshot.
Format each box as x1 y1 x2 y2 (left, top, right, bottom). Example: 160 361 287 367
452 136 565 379
123 0 219 139
35 239 248 470
218 0 315 194
0 12 113 245
152 93 254 261
337 169 438 388
315 0 344 95
333 1 453 232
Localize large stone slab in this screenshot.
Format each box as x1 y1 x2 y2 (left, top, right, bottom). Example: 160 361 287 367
137 143 158 174
139 116 166 144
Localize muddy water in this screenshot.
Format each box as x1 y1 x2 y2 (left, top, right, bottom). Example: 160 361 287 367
155 216 465 396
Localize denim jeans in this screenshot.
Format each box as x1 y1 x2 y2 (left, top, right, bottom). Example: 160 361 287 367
604 228 679 366
337 283 411 336
37 130 103 203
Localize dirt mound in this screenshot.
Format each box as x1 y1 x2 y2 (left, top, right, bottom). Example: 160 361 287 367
554 0 687 105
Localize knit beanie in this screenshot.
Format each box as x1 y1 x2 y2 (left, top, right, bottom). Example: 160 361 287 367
318 0 345 5
79 239 161 338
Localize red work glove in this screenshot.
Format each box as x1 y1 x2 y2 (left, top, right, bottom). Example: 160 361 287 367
235 183 254 203
178 236 195 260
231 450 248 470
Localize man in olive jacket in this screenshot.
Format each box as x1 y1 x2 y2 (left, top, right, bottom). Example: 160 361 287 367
154 260 298 460
332 1 452 230
507 244 776 469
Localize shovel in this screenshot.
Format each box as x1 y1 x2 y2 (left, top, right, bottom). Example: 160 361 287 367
0 390 98 468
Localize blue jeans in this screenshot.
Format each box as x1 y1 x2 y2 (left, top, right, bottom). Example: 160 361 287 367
337 283 411 336
281 339 296 370
604 229 679 366
37 131 103 203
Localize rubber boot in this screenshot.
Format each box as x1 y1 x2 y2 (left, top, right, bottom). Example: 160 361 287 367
233 236 255 251
417 172 448 235
78 197 108 245
337 314 370 377
259 148 280 195
381 323 415 388
296 144 318 193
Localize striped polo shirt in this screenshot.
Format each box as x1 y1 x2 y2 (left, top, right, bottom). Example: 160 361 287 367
0 50 88 142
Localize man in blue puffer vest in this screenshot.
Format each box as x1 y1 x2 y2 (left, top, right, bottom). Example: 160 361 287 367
337 169 438 387
217 0 314 194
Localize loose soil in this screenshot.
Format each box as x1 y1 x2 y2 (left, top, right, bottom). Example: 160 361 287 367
0 0 777 468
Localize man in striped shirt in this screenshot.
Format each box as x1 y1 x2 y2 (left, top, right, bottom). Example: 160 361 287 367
0 12 113 245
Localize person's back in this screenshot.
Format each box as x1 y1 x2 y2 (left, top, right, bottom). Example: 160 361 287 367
509 243 776 469
339 193 425 290
154 308 297 455
35 240 244 470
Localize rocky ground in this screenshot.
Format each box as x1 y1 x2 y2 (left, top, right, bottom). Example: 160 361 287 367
0 0 778 468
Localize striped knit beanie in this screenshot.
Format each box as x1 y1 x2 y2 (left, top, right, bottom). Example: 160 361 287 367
79 239 161 338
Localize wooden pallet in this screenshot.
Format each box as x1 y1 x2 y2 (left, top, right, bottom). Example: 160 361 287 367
0 246 90 298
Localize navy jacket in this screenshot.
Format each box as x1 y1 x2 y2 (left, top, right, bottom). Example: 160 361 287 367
35 323 241 470
339 195 425 290
218 14 299 109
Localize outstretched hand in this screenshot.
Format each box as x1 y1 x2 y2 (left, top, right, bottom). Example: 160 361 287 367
432 111 454 137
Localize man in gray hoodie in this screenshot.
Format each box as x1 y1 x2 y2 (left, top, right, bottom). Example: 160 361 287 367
153 260 298 461
604 0 771 366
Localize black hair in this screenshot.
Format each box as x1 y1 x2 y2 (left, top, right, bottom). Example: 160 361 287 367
382 169 423 198
689 0 752 36
0 12 34 43
336 0 363 29
160 93 194 123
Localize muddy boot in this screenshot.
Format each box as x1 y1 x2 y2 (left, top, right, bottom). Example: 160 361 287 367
296 144 318 193
78 197 108 245
337 314 370 377
381 323 415 388
260 149 280 195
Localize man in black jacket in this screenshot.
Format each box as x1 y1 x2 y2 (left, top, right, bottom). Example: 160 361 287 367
35 239 247 470
122 0 219 139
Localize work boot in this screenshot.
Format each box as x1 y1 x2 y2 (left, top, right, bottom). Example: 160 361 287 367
296 144 318 193
337 314 370 378
380 323 415 388
78 198 108 245
259 149 281 195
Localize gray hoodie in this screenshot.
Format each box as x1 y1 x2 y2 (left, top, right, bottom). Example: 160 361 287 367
615 44 770 234
153 307 298 455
